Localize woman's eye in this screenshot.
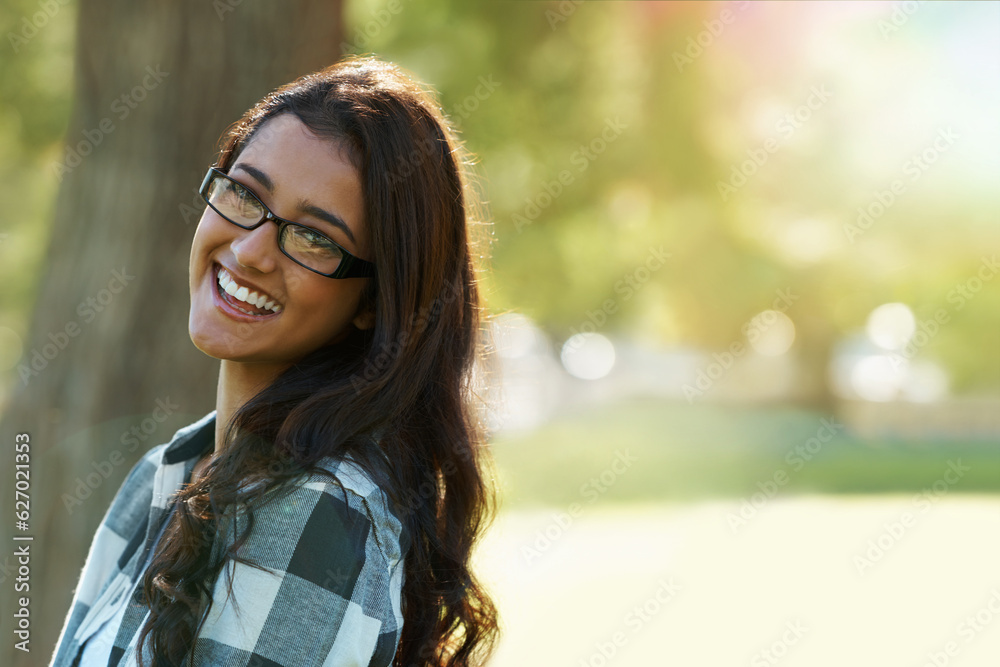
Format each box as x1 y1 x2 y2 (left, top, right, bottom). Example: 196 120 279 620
229 186 256 209
216 182 256 213
291 227 342 255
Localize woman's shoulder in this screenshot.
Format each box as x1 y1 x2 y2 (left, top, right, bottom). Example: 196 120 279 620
305 453 388 504
195 459 408 667
230 452 408 573
298 453 408 564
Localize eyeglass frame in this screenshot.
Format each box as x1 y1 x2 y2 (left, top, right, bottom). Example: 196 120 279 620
198 167 376 279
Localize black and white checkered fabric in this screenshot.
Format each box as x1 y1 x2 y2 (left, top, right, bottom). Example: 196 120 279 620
50 411 410 667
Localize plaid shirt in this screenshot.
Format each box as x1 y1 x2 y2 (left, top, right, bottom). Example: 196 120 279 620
50 411 410 667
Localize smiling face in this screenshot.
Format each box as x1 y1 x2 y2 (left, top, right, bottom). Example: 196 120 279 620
188 113 373 369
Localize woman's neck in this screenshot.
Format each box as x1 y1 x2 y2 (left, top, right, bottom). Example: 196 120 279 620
213 359 289 456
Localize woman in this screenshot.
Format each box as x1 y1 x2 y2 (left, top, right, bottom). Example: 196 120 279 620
50 56 500 667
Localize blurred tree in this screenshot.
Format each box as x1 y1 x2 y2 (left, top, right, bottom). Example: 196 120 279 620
359 0 998 407
0 1 344 663
2 7 997 661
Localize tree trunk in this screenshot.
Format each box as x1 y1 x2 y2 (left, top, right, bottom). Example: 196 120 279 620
0 2 343 663
790 271 839 414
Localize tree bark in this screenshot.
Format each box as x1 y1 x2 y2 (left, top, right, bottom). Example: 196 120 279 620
0 2 343 663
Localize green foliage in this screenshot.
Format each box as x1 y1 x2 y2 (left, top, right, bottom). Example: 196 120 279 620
2 0 997 400
353 0 998 394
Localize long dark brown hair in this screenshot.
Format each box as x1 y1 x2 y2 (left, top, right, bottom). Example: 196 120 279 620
137 56 500 667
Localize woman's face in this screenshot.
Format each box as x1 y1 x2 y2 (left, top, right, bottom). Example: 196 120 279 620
188 113 373 367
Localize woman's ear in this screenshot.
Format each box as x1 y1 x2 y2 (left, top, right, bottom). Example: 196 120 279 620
353 307 375 330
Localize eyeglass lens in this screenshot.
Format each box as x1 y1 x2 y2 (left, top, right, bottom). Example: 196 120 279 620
206 175 345 274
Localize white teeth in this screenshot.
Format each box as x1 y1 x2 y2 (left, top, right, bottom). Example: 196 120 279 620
215 266 282 313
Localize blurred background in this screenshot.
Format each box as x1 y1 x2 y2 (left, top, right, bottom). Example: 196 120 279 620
1 1 998 665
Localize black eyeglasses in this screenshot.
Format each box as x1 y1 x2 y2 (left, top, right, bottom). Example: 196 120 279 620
198 167 375 279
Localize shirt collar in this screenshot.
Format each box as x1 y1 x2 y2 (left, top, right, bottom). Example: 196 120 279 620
162 411 216 464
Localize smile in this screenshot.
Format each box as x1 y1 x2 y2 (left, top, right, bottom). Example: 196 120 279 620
215 265 283 315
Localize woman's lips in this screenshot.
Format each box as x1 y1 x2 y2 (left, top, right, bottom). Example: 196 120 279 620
215 264 282 313
210 265 282 322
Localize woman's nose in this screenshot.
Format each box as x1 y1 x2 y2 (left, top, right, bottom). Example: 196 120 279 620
231 222 279 273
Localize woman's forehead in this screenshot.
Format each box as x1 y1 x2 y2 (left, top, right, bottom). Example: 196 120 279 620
233 114 367 245
237 114 355 176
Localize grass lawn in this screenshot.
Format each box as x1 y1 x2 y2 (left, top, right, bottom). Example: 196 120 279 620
487 398 1000 509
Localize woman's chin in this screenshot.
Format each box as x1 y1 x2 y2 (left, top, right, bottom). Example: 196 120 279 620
188 328 228 361
188 315 241 361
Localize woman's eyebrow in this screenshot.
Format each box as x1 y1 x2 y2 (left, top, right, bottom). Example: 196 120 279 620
231 163 357 244
297 202 356 244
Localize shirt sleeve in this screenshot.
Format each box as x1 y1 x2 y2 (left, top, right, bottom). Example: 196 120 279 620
189 478 405 667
